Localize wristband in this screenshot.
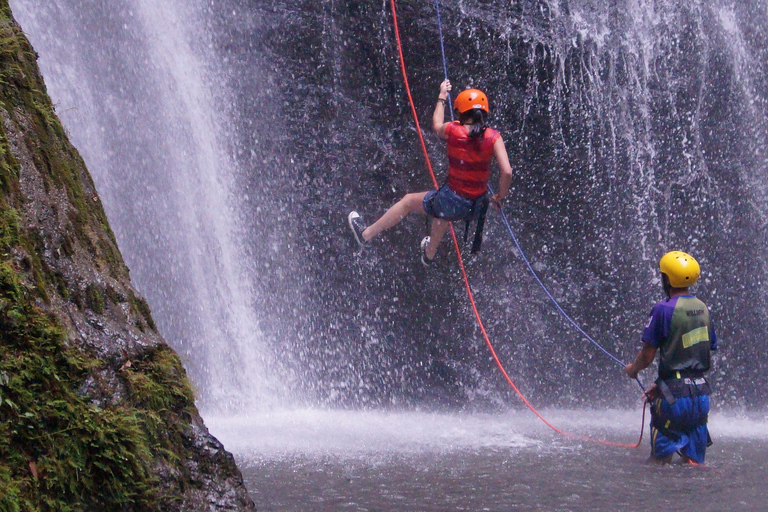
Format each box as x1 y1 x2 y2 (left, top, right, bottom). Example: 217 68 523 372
437 98 448 106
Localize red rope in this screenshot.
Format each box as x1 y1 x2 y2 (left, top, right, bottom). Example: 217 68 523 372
389 0 644 449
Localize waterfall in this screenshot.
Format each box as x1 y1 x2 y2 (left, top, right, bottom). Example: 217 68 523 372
12 0 768 411
10 0 284 412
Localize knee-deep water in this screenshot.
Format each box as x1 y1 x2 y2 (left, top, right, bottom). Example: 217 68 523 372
207 408 768 511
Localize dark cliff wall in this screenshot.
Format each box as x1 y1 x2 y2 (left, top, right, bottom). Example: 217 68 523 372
213 0 767 409
0 4 254 510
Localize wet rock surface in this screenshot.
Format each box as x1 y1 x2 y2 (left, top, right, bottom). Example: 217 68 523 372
0 4 255 509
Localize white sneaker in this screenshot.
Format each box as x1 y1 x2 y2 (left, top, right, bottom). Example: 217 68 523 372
420 236 433 267
348 211 367 246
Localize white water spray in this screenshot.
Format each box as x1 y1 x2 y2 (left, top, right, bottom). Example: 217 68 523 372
11 0 282 412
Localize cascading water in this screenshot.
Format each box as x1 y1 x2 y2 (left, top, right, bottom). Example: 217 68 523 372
9 0 285 412
11 0 768 509
12 0 768 411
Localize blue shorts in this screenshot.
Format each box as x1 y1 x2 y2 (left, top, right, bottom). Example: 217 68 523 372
650 394 710 464
423 185 479 222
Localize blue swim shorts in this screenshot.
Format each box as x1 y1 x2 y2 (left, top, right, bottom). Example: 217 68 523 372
423 184 477 222
650 394 711 464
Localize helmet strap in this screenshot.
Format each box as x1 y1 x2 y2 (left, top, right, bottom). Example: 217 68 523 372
662 273 690 299
662 273 672 299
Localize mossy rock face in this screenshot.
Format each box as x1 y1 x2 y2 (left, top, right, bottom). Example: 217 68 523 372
0 3 254 510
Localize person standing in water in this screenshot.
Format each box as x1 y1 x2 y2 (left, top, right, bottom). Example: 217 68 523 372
625 251 718 464
348 79 513 266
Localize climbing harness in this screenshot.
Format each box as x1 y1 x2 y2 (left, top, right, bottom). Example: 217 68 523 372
463 193 489 254
389 0 647 448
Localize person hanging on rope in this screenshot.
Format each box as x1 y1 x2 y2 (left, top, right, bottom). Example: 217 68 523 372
347 79 513 266
625 251 718 465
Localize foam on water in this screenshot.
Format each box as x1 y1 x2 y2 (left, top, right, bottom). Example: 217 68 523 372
205 410 541 459
205 408 768 461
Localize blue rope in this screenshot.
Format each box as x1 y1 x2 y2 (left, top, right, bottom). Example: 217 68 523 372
487 187 624 367
433 0 454 122
432 0 644 391
489 187 645 391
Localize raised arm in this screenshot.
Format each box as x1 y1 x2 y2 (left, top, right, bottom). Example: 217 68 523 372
432 79 452 138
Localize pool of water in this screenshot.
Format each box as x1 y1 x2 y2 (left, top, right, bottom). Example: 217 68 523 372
206 408 767 511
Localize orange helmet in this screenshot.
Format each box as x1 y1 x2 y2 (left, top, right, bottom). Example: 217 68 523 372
454 89 489 114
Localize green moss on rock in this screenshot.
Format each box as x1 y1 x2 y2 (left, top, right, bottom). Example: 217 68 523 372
0 259 160 509
0 2 253 510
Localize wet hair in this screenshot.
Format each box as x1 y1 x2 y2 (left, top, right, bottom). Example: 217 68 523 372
459 108 488 138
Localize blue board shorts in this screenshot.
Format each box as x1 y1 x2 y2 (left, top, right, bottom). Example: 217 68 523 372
650 394 711 464
423 184 479 222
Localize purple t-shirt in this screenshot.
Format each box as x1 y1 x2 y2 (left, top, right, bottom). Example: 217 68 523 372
642 294 717 377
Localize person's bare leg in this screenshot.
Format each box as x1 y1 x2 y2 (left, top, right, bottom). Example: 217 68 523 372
362 192 428 241
425 218 450 260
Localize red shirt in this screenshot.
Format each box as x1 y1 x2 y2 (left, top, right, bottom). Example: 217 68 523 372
445 122 500 199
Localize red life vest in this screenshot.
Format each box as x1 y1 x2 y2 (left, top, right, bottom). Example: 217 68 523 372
445 122 500 200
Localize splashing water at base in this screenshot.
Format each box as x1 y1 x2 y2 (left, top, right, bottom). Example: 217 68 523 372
207 409 768 511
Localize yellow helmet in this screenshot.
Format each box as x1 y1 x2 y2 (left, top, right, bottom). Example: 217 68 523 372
659 251 700 288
